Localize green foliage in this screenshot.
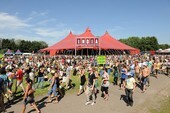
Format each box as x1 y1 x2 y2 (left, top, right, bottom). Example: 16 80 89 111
0 38 48 53
158 44 170 50
119 36 159 51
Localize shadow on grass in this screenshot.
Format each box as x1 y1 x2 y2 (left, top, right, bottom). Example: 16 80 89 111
7 111 15 113
136 82 143 91
5 93 23 110
27 96 48 113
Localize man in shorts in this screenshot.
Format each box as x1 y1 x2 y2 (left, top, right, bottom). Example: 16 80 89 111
141 63 149 93
14 67 25 94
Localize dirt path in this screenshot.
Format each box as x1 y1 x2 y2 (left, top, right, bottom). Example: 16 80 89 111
6 74 170 113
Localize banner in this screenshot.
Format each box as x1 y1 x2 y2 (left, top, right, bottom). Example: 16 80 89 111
97 55 106 64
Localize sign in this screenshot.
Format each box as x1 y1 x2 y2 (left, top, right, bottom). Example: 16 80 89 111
97 56 106 64
76 37 99 47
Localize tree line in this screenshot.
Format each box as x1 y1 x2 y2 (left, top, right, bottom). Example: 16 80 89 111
119 36 170 51
0 38 48 53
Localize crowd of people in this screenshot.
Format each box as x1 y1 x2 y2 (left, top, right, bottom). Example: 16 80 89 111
0 54 169 112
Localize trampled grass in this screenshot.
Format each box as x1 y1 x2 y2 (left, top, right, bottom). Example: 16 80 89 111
13 71 114 96
149 97 170 113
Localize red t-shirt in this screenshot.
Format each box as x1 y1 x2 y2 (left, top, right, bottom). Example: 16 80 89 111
16 69 23 81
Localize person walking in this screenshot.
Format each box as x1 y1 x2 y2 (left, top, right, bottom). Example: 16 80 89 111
36 68 45 89
22 78 40 113
141 63 150 93
47 70 59 103
101 68 110 101
123 72 136 107
113 65 118 85
85 67 96 105
120 65 127 89
14 67 25 94
77 68 86 96
65 63 72 89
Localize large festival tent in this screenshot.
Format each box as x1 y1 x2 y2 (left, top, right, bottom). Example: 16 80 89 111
42 28 140 55
99 31 139 54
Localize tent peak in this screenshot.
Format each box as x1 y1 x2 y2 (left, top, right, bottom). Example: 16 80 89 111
105 31 109 35
69 31 73 35
85 27 91 32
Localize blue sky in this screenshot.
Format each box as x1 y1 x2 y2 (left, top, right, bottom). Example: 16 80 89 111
0 0 170 46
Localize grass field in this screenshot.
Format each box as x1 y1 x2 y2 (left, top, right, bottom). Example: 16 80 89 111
149 97 170 113
0 53 3 58
12 71 114 96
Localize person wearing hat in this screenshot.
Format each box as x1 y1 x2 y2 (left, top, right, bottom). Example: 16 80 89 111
123 72 136 107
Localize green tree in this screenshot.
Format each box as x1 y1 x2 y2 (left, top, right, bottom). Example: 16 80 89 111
158 44 170 50
119 36 159 51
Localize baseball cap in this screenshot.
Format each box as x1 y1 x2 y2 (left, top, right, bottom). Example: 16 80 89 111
127 72 133 77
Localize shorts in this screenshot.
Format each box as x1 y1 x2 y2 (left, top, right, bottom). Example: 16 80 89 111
17 80 23 86
141 76 147 85
155 69 159 75
101 86 109 94
48 85 58 97
121 78 125 84
23 96 35 105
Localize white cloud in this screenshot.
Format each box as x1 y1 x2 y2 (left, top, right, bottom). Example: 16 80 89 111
0 12 30 30
39 11 49 16
34 28 71 38
30 10 49 17
108 26 125 32
37 18 56 25
0 11 72 46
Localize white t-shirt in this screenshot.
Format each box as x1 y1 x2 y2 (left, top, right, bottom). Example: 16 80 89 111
125 77 135 89
29 72 34 81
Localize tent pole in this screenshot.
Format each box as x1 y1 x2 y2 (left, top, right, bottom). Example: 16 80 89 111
87 48 88 56
75 37 77 56
110 49 114 55
109 49 111 55
117 50 120 55
115 50 118 55
106 49 109 55
108 49 111 55
99 38 101 55
82 49 83 56
75 47 76 56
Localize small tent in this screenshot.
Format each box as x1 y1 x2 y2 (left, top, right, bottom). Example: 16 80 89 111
5 49 13 55
15 49 22 55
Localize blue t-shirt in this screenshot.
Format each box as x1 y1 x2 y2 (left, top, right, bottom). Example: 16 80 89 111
0 74 9 86
121 69 126 79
